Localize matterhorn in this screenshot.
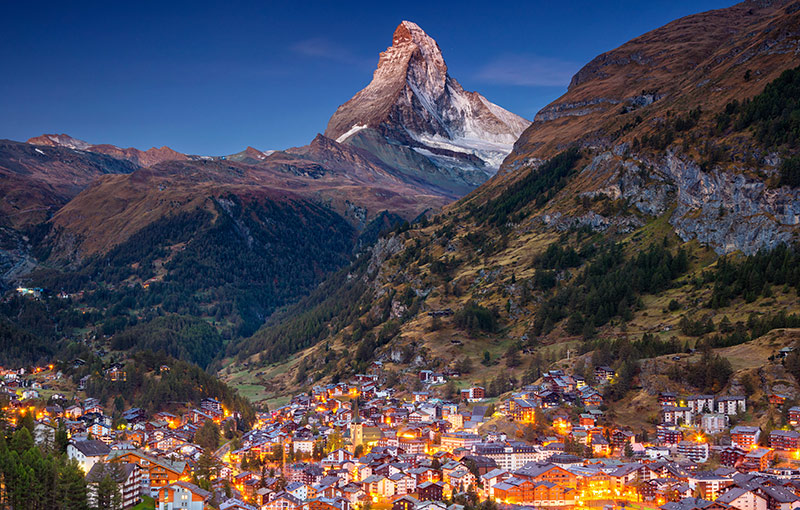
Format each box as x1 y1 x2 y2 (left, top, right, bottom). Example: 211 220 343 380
325 21 530 196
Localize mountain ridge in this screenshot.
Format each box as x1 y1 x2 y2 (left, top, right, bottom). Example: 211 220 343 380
27 133 188 167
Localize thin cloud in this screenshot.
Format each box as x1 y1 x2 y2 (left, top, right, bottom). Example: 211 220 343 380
476 55 581 87
290 37 373 68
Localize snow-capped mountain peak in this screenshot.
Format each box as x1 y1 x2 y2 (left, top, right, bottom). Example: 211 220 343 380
324 21 529 194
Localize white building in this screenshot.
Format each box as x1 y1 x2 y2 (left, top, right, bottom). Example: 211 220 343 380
676 440 709 463
701 413 727 434
686 395 715 414
67 440 110 473
662 406 694 425
716 396 746 416
472 442 550 470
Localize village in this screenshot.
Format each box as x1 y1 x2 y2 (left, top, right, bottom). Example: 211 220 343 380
5 357 800 510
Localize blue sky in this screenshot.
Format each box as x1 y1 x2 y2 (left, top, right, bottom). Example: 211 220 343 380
0 0 734 155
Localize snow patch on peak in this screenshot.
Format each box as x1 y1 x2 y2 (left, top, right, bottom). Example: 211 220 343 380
336 124 369 143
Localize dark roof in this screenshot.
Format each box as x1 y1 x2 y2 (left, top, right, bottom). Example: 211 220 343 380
759 485 800 504
71 440 110 457
661 497 715 510
85 462 136 484
171 481 211 499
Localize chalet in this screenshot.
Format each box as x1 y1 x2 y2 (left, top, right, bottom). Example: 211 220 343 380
657 425 683 446
221 500 258 510
156 481 210 510
582 391 604 408
413 393 432 405
595 366 615 382
106 364 127 382
770 430 800 450
770 394 789 407
539 391 561 408
718 446 746 468
68 439 110 473
688 472 733 500
731 426 761 449
677 441 709 463
509 398 537 423
393 496 420 510
86 462 141 509
757 484 800 510
185 408 214 425
481 469 511 499
591 436 611 456
460 387 485 401
716 487 768 510
611 430 636 450
514 462 577 488
418 481 445 501
266 492 304 510
107 449 189 495
659 392 678 407
201 397 223 414
741 447 773 472
122 408 147 423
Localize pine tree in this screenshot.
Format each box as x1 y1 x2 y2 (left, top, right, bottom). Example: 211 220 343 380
94 467 123 510
11 426 34 453
55 421 70 454
58 459 90 510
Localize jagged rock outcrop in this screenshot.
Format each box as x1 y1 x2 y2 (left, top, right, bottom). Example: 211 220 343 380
550 150 800 254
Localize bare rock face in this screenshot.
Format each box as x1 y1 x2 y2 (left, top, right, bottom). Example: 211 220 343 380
549 149 800 255
325 21 530 195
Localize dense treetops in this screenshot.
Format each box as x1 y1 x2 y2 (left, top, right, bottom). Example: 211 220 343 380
716 65 800 186
83 353 255 425
228 258 374 367
732 65 800 150
33 195 356 344
708 243 800 307
110 314 223 369
534 240 689 338
0 426 90 510
473 147 582 226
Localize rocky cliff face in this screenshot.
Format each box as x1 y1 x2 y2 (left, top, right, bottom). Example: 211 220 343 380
540 149 800 255
325 21 529 195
